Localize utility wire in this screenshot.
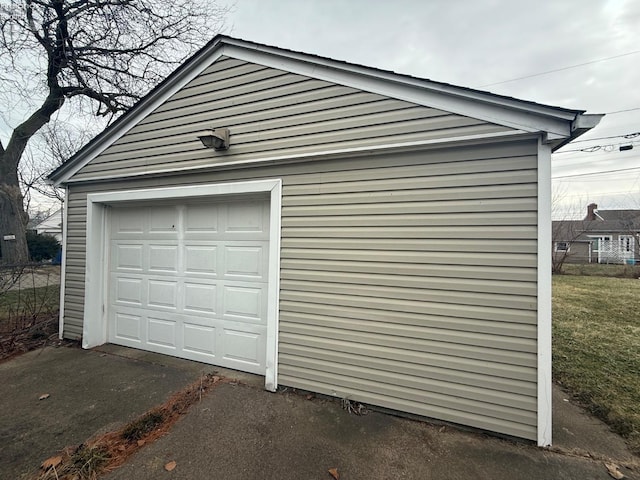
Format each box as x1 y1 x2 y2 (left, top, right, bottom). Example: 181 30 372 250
478 50 640 87
553 166 640 179
559 131 640 145
554 139 640 154
606 107 640 115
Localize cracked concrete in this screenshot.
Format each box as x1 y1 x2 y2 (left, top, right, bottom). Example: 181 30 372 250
1 344 637 480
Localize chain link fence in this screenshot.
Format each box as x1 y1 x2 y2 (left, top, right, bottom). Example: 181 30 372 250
0 263 61 359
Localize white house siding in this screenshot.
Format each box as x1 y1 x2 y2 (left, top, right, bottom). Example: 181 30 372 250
62 138 539 440
69 57 512 181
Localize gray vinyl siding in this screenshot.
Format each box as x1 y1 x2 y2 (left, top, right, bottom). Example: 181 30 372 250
70 57 513 181
62 139 540 440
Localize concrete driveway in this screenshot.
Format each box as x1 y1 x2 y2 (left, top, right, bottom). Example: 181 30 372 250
1 344 637 480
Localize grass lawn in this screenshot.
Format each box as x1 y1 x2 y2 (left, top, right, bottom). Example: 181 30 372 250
553 274 640 452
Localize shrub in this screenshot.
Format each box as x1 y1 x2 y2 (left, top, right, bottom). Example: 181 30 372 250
26 231 60 262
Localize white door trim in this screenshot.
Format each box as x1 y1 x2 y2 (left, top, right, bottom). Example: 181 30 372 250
58 186 69 339
83 179 282 391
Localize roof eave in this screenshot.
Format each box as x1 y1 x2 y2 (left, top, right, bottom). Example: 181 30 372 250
548 113 604 152
47 35 603 186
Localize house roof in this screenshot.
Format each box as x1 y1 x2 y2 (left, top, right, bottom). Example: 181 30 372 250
32 209 62 232
553 208 640 240
48 35 603 186
594 209 640 225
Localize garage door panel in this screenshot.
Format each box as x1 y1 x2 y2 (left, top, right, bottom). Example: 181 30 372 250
115 277 143 305
224 244 266 279
110 306 267 372
114 210 144 234
185 203 219 232
149 206 178 233
184 283 217 313
223 285 265 322
147 280 178 309
114 244 144 270
113 312 142 342
147 317 178 348
226 202 267 234
108 197 269 375
183 324 217 356
185 245 218 275
222 328 262 365
149 245 179 272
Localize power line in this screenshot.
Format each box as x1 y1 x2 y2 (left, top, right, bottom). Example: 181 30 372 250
554 189 640 196
554 139 640 154
606 107 640 115
555 177 637 183
559 131 640 145
553 166 640 179
478 50 640 88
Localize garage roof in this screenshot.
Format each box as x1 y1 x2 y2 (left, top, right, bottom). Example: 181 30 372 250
48 35 602 186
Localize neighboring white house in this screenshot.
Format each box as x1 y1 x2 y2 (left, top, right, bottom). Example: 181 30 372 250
47 35 602 446
34 209 63 242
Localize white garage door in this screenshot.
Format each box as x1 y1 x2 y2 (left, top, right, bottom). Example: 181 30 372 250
107 196 270 375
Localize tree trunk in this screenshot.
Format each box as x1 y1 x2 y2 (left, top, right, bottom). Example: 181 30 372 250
0 182 29 264
0 89 67 265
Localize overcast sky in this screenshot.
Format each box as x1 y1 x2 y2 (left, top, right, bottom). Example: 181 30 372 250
228 0 640 218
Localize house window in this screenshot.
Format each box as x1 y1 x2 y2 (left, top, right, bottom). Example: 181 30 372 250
619 235 635 255
555 242 570 252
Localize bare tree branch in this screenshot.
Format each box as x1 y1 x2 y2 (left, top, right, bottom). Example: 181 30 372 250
0 0 229 263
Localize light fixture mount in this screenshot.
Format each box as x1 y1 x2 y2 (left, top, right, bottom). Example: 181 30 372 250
197 128 230 151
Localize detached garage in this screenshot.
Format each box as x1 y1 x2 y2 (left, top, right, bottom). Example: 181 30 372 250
48 35 601 446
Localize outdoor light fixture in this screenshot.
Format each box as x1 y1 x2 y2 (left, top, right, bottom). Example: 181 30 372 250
197 128 230 151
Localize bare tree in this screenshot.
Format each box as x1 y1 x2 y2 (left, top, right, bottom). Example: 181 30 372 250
0 0 228 263
551 220 591 273
20 120 97 212
551 189 594 273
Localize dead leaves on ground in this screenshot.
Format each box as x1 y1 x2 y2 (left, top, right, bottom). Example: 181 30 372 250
41 456 62 470
164 460 177 471
328 467 339 479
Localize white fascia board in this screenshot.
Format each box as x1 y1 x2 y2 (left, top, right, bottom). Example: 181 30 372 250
222 42 576 137
571 113 604 132
537 139 553 447
223 38 579 120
